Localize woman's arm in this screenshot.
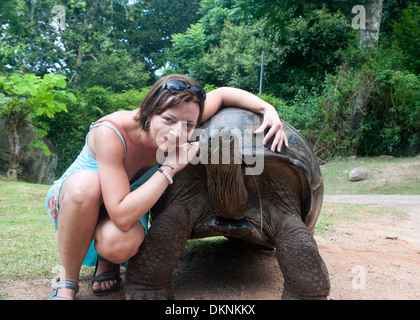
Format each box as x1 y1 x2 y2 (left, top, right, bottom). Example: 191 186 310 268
93 126 168 231
93 126 198 231
202 87 289 152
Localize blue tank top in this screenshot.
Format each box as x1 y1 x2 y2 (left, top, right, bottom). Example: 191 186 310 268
58 120 127 182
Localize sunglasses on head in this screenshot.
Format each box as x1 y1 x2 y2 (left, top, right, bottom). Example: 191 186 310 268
158 79 206 101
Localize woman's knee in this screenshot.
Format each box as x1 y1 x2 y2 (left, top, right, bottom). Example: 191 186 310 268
95 219 145 264
60 171 102 209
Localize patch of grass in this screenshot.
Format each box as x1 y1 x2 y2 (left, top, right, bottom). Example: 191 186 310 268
315 202 409 238
0 177 95 291
320 157 420 194
183 237 229 260
0 178 58 280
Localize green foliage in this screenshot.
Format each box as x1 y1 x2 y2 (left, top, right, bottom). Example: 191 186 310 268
391 3 420 74
357 66 420 155
192 21 267 91
1 0 419 180
263 7 353 98
287 41 420 160
1 0 201 88
0 73 71 118
128 0 202 67
167 2 353 98
168 23 208 74
35 86 149 176
74 50 151 93
0 72 74 158
198 0 233 46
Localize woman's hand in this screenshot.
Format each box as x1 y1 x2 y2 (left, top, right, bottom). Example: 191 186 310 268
254 106 289 153
163 141 199 174
204 87 289 153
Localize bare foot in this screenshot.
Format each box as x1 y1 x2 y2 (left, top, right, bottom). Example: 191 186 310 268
92 259 119 292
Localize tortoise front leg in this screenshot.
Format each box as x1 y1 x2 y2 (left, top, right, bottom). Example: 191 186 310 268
125 206 191 300
275 215 330 300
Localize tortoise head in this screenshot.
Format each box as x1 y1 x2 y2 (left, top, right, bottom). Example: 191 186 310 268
195 107 265 221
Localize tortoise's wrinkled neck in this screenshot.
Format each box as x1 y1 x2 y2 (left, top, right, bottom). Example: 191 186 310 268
206 163 248 220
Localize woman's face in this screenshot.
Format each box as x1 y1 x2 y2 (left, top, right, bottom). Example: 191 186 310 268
148 100 200 153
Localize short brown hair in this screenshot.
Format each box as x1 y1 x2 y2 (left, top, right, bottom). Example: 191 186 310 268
135 74 205 131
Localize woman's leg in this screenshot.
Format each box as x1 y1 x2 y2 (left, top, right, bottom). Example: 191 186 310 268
55 170 102 299
93 216 145 291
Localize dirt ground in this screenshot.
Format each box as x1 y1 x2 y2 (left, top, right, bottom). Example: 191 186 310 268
4 194 419 300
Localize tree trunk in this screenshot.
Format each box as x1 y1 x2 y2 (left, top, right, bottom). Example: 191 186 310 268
359 0 384 48
351 0 384 148
4 107 26 180
5 119 21 180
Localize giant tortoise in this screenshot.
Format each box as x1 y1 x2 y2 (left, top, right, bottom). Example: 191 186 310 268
125 107 330 300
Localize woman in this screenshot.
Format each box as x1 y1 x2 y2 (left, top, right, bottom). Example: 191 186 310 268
45 74 288 300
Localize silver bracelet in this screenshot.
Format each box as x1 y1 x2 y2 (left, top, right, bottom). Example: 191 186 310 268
157 167 173 184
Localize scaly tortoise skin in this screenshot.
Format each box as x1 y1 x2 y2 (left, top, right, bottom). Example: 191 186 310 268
125 107 330 300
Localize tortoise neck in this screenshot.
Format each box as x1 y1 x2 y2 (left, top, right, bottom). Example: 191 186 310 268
206 164 248 220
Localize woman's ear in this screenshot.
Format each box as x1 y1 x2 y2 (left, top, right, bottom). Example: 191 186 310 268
145 115 152 129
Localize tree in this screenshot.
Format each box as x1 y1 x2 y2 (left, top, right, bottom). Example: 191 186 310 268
0 0 200 92
192 21 268 92
166 0 353 97
357 0 384 47
350 0 384 134
0 72 75 180
265 7 352 98
391 3 420 74
167 23 208 75
0 0 63 74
